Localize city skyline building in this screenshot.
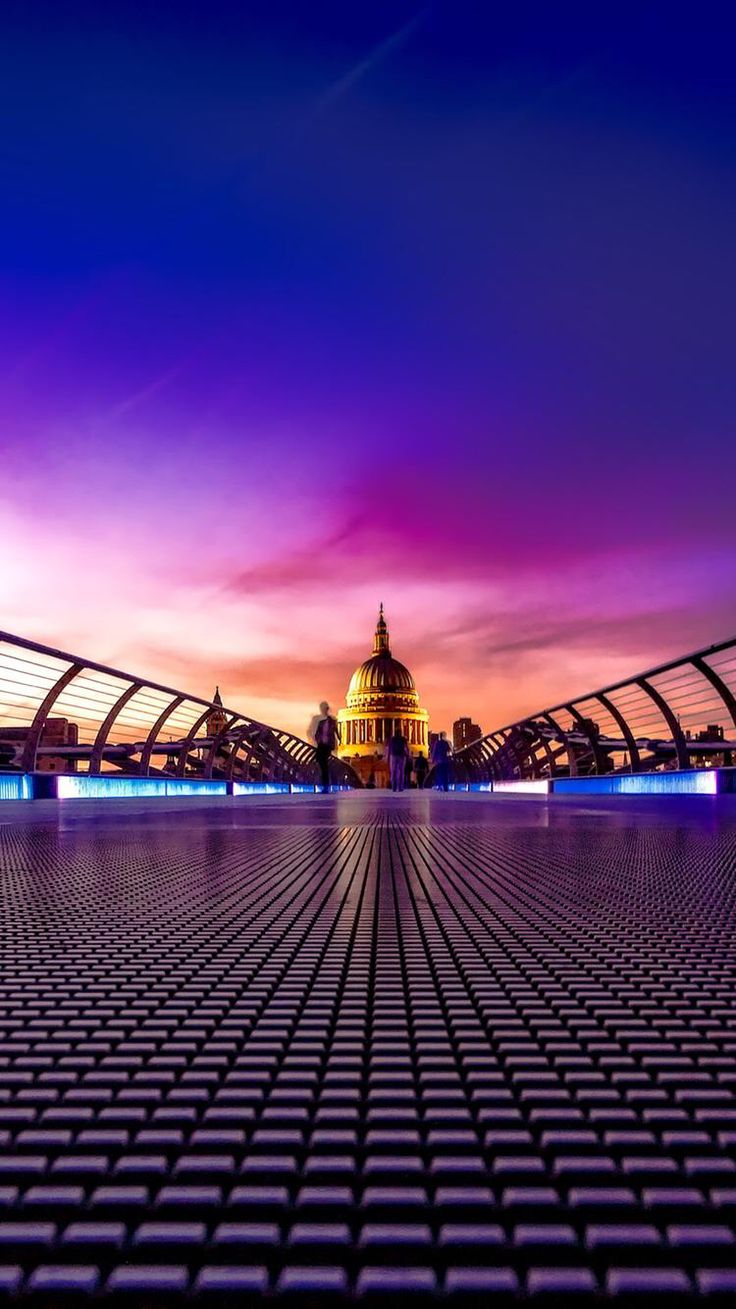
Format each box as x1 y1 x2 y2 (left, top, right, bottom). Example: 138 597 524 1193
0 718 79 774
453 716 483 753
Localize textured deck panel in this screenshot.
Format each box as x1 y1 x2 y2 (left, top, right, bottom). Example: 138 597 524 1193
1 790 736 1304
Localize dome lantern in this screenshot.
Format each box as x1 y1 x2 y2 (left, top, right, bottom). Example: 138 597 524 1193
373 603 390 656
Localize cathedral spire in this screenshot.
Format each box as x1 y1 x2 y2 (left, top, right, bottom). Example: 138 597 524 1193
207 685 227 738
373 603 391 656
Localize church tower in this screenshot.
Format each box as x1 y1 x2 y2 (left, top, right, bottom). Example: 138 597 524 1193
206 687 228 738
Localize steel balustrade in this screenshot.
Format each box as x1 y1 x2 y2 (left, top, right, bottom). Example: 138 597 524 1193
0 629 359 788
439 635 736 784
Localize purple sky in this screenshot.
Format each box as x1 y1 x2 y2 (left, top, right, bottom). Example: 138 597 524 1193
1 1 734 737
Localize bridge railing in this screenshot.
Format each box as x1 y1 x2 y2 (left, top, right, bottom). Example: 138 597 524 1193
0 629 359 788
436 635 736 784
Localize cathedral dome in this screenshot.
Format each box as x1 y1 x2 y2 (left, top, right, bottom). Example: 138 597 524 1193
348 654 416 695
338 606 429 776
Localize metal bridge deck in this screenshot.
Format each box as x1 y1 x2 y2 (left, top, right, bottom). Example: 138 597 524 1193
1 791 736 1304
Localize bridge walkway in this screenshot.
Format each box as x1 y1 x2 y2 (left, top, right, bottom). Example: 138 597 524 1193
0 791 735 1302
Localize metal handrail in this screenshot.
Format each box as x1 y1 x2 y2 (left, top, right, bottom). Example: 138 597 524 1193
0 629 359 788
435 634 736 783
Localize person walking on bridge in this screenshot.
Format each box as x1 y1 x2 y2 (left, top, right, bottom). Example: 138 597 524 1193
312 702 340 794
388 728 411 792
431 731 452 792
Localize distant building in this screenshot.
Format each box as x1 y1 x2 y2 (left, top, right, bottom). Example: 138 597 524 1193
198 687 230 772
694 723 730 768
684 724 730 767
453 717 482 752
696 723 725 742
0 718 79 772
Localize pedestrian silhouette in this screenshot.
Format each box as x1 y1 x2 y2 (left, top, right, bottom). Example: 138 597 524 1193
430 731 452 791
414 750 428 789
312 701 340 794
387 728 411 792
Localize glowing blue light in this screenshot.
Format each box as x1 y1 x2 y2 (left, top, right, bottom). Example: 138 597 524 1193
164 780 226 796
494 779 551 794
0 774 33 800
57 777 227 799
233 782 290 796
553 770 719 796
58 776 161 799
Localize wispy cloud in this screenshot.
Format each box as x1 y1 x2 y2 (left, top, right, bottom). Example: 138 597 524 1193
303 8 431 127
99 363 185 425
221 515 370 595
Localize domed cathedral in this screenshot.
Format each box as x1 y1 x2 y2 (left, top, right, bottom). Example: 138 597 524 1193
338 606 430 786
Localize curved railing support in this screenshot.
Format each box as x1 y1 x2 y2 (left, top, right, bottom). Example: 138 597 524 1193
565 704 609 775
175 708 215 776
139 696 186 775
596 691 641 772
226 725 257 780
637 678 690 770
691 656 736 731
203 715 240 779
450 635 736 784
90 682 142 774
20 662 84 772
0 629 353 787
543 712 577 776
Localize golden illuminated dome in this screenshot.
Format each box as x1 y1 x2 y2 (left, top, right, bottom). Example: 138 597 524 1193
338 606 429 773
348 656 416 694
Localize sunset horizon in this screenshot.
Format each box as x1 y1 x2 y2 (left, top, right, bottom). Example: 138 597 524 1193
2 2 735 748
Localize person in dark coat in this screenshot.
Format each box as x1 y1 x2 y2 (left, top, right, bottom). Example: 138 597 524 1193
387 729 410 792
430 731 452 792
312 702 340 793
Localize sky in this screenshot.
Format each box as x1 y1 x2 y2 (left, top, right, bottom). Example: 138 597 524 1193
1 0 735 738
